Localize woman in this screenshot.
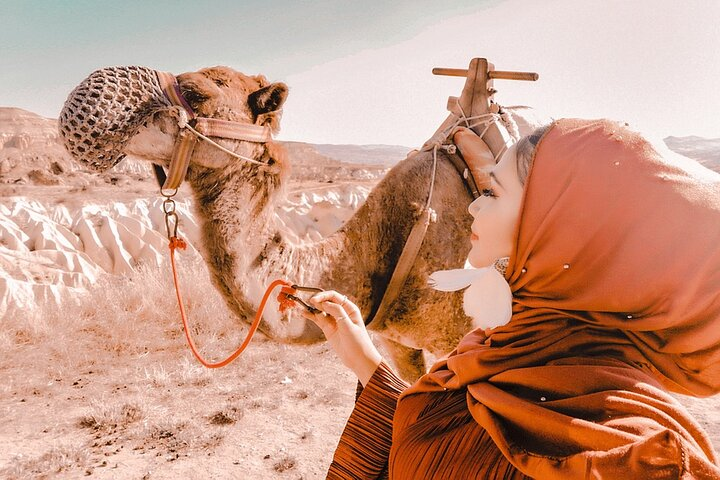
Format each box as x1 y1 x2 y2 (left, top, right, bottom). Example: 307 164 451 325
303 118 720 479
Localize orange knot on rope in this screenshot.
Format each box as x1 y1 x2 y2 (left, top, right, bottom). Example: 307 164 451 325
169 236 187 251
277 286 299 313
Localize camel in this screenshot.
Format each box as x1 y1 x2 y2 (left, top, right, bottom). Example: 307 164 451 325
63 66 547 381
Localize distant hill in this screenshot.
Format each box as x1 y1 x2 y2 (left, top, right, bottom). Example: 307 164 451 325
1 107 718 187
282 142 411 167
0 108 395 187
281 141 396 183
664 136 720 172
0 107 82 185
312 144 412 166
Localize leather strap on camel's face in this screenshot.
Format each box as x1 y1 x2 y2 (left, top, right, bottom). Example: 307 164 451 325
59 66 272 190
154 71 271 191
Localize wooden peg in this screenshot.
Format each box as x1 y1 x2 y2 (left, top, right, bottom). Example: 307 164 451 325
456 58 509 156
429 58 539 159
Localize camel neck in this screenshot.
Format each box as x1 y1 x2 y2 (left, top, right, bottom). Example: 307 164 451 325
185 165 359 327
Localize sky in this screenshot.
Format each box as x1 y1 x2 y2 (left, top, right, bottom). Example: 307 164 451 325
1 0 718 147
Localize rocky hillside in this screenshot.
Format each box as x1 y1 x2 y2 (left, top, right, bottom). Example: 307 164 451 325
282 141 401 183
312 143 412 166
0 108 80 185
0 108 401 188
1 107 718 188
0 108 157 189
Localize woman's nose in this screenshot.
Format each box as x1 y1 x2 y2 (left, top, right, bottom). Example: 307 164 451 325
468 197 483 216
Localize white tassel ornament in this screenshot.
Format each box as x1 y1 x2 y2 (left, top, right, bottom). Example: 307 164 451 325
428 259 512 330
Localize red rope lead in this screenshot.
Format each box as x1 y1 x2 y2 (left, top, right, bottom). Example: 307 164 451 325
168 236 291 368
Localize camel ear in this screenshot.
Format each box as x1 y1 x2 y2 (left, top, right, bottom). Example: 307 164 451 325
248 82 288 117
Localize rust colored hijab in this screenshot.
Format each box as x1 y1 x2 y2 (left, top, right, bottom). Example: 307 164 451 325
399 119 720 478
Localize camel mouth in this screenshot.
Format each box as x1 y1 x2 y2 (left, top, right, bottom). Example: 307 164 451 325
121 112 182 167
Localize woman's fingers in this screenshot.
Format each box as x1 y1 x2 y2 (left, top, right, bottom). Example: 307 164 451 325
308 290 345 304
313 300 361 332
341 298 363 323
310 291 364 326
299 290 354 336
300 307 332 330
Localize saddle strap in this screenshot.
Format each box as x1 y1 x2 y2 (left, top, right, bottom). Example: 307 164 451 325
365 207 434 330
445 152 482 199
365 147 481 330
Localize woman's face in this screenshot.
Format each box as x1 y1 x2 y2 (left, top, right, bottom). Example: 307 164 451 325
468 144 525 268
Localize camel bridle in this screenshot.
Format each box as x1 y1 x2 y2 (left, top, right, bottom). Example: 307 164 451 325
154 73 291 368
154 71 273 193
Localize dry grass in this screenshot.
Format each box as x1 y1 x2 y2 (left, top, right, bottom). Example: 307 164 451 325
3 445 91 480
1 254 239 364
78 401 146 432
208 405 244 425
0 254 357 479
273 455 298 473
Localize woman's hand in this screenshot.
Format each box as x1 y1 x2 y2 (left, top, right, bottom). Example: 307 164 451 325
452 127 495 168
300 290 382 387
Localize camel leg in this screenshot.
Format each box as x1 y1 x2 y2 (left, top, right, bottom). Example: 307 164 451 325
375 336 426 383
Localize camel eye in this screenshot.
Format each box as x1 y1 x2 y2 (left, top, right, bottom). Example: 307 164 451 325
181 89 208 107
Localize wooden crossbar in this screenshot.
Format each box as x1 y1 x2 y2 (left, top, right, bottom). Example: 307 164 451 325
432 68 538 82
428 58 539 158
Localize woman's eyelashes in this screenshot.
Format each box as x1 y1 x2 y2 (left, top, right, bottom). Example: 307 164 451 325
481 188 497 198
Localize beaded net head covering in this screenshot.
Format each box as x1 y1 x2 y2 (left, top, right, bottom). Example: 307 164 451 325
59 66 174 172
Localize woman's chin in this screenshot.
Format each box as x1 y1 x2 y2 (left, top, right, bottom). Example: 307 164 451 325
469 250 506 269
468 256 489 269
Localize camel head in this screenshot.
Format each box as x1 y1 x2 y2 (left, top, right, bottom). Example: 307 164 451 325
59 66 322 343
59 65 289 179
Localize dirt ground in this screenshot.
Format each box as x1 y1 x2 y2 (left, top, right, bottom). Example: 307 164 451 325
0 175 357 479
0 279 358 479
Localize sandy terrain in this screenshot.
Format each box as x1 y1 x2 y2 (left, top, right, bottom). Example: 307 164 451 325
1 108 718 478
